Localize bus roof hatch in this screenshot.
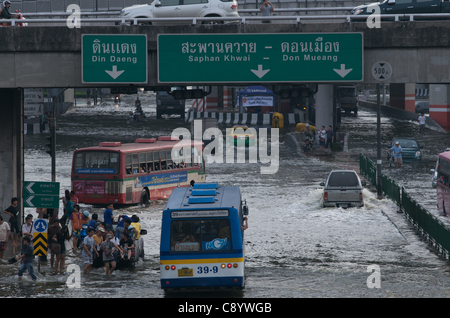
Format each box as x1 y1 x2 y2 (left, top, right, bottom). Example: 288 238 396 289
193 183 218 189
188 197 215 204
191 190 216 196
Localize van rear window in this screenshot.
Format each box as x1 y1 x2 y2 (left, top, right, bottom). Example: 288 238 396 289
328 172 359 187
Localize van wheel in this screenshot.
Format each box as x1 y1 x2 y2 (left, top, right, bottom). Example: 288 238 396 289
132 16 152 25
202 15 223 24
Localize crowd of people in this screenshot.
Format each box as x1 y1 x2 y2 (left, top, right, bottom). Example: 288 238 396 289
0 190 144 281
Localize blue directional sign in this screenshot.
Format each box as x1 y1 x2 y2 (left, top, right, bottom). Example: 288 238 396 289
33 219 48 233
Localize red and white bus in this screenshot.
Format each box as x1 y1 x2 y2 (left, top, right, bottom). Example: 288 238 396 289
436 151 450 215
71 137 205 205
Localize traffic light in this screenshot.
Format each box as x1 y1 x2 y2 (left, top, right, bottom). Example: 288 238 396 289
110 86 138 95
170 89 210 100
45 135 55 158
277 85 319 99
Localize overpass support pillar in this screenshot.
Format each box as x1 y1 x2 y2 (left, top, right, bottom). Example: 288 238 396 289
390 83 415 112
429 84 450 131
0 88 23 224
315 84 333 131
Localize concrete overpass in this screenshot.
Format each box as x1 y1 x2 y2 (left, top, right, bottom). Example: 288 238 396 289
2 21 450 221
2 22 450 87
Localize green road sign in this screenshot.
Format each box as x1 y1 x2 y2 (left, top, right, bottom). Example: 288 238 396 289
158 33 363 83
82 34 148 84
24 181 60 209
24 181 59 196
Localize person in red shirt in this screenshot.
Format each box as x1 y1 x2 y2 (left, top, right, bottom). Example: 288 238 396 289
70 190 79 205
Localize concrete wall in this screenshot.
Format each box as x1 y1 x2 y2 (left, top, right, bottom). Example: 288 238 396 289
359 101 446 133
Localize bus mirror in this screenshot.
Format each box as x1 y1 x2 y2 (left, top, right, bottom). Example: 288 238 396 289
140 229 147 235
243 205 249 216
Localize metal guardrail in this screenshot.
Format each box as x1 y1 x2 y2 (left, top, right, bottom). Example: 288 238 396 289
4 13 450 26
20 7 355 17
360 153 450 260
7 0 376 13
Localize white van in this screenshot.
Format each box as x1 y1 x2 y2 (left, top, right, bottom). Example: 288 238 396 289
119 0 239 25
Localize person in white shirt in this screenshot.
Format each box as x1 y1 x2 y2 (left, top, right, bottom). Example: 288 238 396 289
0 216 10 260
22 216 33 238
418 112 426 134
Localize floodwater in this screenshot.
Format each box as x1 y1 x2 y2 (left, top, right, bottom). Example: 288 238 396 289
2 93 450 298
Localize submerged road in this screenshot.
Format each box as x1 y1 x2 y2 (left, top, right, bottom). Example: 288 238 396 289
1 93 450 298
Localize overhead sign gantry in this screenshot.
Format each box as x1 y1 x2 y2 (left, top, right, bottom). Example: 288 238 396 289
158 33 363 84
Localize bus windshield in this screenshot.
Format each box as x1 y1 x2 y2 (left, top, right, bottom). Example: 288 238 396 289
73 151 120 174
170 219 232 252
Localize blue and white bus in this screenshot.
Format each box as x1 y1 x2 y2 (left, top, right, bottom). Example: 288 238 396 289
160 183 249 291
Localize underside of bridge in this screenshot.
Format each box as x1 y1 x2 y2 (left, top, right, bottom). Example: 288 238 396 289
1 21 450 221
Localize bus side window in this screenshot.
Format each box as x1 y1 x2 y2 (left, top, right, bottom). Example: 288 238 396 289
140 153 146 173
154 151 160 171
110 153 119 174
160 150 167 170
132 153 139 174
147 152 153 172
125 154 132 174
172 148 180 169
74 153 84 172
192 147 197 167
177 149 185 168
167 150 173 169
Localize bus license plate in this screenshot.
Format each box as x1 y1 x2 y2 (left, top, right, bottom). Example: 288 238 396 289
178 268 193 277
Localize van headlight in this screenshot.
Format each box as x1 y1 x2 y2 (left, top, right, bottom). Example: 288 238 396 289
120 10 131 16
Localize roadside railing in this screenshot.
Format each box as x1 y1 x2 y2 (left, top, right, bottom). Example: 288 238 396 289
360 153 450 260
4 13 450 26
20 7 354 17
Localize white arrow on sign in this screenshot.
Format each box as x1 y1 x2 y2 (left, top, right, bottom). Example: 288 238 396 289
26 182 35 194
26 196 34 207
251 65 270 79
333 64 353 78
105 65 125 80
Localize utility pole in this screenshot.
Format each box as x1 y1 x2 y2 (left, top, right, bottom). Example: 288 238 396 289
376 83 382 199
48 88 68 182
